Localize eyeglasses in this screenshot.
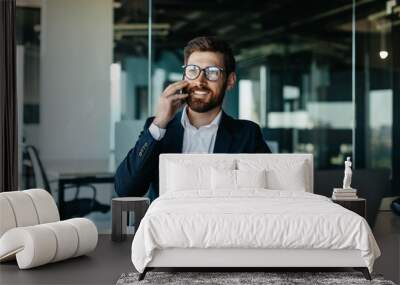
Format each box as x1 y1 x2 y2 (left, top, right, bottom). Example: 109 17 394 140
182 64 224 81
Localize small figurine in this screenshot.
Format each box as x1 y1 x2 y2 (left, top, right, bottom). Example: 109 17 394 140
342 157 353 189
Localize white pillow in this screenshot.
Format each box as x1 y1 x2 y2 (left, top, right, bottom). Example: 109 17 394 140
211 168 236 190
211 168 267 190
237 158 308 191
266 165 306 191
237 169 267 189
166 160 235 192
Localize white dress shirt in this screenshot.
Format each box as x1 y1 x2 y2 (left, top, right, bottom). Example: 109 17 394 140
148 106 222 153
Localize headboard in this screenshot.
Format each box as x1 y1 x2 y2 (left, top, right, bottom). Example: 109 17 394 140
159 154 314 195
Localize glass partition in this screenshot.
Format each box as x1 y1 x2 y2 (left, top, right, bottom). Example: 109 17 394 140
353 0 399 196
355 1 396 171
17 0 115 231
114 0 150 121
150 0 355 169
147 0 398 178
16 0 399 223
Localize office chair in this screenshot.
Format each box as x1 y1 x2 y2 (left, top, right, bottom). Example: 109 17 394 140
23 145 110 219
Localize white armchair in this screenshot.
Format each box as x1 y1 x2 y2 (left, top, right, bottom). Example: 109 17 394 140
0 189 98 269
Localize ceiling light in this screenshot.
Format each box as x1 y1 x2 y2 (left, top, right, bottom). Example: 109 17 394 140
378 19 390 60
379 50 389 59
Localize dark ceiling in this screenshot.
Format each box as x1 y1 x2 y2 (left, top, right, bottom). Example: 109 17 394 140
16 0 397 62
113 0 394 59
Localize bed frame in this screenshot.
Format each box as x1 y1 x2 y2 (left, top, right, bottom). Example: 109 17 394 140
139 248 371 280
138 154 372 281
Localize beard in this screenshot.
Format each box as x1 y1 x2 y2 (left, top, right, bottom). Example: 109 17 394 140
186 81 228 113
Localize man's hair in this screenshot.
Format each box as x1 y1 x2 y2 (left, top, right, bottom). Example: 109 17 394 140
183 36 236 76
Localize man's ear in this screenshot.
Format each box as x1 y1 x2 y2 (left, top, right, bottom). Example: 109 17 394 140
226 72 236 91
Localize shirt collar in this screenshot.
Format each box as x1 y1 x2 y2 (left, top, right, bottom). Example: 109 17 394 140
180 105 222 130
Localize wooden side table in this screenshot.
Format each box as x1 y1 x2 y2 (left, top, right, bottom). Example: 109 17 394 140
332 198 366 218
111 197 150 242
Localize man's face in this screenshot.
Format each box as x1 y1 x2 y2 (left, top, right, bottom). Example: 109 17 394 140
184 51 235 113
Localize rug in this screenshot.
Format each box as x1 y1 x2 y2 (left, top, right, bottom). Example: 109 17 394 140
116 271 396 285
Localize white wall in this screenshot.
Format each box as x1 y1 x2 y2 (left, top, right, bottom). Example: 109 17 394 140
40 0 112 163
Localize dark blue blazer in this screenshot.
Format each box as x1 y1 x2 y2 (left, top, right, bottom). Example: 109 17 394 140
115 110 271 200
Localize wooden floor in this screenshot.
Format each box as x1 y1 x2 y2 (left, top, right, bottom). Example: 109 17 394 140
1 211 399 285
372 211 400 284
0 235 134 285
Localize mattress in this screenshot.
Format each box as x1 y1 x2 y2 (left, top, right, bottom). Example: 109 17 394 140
131 190 381 273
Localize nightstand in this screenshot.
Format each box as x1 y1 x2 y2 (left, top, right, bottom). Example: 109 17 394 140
111 197 150 242
332 198 366 218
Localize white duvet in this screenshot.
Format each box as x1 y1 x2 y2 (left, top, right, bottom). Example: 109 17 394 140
131 190 380 273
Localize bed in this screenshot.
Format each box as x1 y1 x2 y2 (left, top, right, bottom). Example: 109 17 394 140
131 154 381 280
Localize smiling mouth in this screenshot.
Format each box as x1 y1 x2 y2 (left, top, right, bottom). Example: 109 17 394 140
190 90 210 97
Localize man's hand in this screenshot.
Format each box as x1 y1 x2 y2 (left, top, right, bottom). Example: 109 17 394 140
153 80 189 128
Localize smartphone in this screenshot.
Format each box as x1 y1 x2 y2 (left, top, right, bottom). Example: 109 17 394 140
178 74 188 105
179 87 188 95
179 73 186 94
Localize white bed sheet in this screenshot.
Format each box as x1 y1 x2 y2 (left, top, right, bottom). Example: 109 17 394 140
131 190 380 273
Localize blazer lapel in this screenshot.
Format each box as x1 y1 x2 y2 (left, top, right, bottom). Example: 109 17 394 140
213 111 233 153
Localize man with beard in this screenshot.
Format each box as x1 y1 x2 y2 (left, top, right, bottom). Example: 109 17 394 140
115 36 271 200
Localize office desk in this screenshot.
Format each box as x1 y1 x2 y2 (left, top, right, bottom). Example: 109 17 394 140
58 172 114 219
